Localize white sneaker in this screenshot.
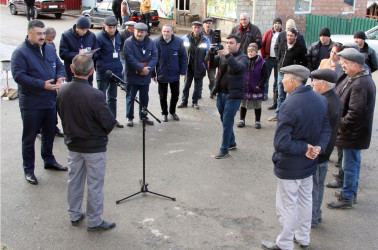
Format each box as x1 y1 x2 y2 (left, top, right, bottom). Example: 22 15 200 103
268 116 278 121
126 118 133 127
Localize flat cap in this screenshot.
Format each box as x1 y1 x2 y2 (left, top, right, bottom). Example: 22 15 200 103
104 16 118 26
342 42 360 51
134 22 148 31
311 69 338 83
202 18 213 23
337 48 365 65
125 21 136 26
192 21 202 26
280 65 310 80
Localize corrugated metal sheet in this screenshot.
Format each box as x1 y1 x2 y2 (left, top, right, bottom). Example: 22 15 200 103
305 15 377 46
65 0 81 10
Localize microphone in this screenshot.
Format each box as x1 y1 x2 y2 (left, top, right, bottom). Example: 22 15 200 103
106 70 125 84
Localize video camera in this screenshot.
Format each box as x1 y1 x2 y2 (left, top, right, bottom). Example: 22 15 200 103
210 29 223 53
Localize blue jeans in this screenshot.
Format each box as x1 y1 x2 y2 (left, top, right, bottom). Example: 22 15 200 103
182 69 203 105
126 84 150 120
264 57 278 96
275 72 286 117
26 5 35 21
121 15 130 29
97 80 118 118
341 149 361 199
216 92 241 153
312 161 328 224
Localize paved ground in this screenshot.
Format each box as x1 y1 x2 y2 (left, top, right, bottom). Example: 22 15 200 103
1 5 378 250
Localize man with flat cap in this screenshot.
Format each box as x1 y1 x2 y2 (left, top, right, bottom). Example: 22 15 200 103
326 48 376 209
124 22 158 127
202 17 217 98
95 16 123 128
60 16 97 86
261 65 331 250
310 69 342 228
178 21 210 110
354 30 378 72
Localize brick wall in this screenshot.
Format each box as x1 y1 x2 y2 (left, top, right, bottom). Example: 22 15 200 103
276 0 368 34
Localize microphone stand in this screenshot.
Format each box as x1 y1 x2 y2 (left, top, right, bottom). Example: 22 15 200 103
112 77 176 204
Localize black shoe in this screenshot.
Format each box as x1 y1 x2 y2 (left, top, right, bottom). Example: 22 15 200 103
71 212 86 226
162 115 168 122
140 118 154 125
171 113 180 121
115 120 124 128
24 173 38 185
326 193 353 209
326 180 343 188
293 237 310 249
210 94 214 99
177 103 188 108
87 220 116 232
55 127 64 137
267 104 277 110
229 144 237 150
215 151 229 159
44 162 68 171
261 241 281 250
335 190 357 204
192 103 200 110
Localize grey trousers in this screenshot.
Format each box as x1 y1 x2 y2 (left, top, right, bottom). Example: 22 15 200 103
67 151 106 227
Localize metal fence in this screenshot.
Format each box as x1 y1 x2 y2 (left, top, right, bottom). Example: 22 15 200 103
305 15 377 46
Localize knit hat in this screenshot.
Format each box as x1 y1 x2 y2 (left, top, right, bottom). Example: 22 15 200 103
319 27 331 37
273 17 282 25
354 30 366 40
76 16 90 29
337 48 365 65
286 19 296 29
248 43 258 52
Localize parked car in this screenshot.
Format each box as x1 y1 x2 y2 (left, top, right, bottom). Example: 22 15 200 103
331 25 378 52
82 0 159 29
8 0 65 19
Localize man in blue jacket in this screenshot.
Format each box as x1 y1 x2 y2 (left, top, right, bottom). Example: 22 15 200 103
124 22 158 127
261 65 331 250
95 16 124 128
153 24 187 122
11 20 67 185
59 16 97 86
178 21 210 110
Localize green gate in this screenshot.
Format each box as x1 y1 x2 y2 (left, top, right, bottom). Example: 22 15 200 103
305 15 377 46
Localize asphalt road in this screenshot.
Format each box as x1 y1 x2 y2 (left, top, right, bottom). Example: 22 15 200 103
1 5 378 250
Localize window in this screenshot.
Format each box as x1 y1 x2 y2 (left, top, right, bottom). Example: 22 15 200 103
295 0 312 14
342 0 355 14
176 0 190 11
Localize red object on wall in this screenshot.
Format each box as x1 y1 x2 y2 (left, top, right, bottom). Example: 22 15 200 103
65 0 81 10
1 0 8 5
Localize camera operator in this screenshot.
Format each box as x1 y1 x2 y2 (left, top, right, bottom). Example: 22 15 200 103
206 34 249 159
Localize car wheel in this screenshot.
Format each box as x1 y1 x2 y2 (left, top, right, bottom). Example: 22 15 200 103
10 5 17 15
55 13 62 18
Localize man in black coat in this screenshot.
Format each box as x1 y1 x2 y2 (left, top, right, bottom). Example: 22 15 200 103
307 27 335 71
354 30 378 72
326 48 376 209
230 12 262 54
310 69 342 228
201 18 217 98
206 34 249 159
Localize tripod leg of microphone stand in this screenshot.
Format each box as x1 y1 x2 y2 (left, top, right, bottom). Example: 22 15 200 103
116 191 142 204
147 190 176 201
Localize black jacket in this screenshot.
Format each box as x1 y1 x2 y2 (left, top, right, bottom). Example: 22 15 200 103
59 25 97 82
273 86 331 180
274 30 306 58
24 0 35 6
57 77 116 153
208 49 249 99
112 0 122 13
307 40 335 71
335 69 376 149
230 22 262 54
361 42 378 72
277 40 307 69
318 90 343 164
